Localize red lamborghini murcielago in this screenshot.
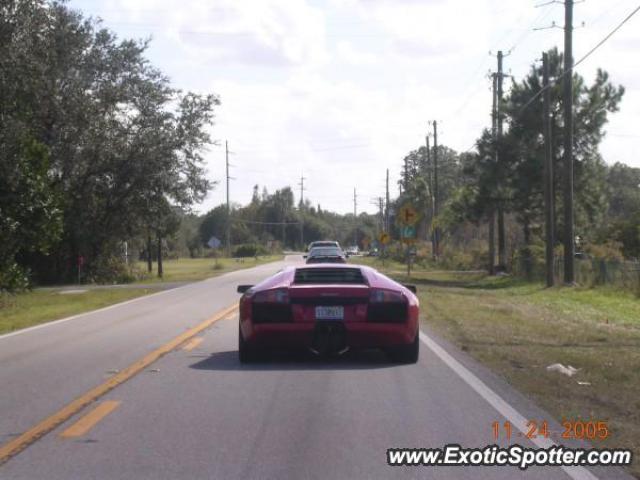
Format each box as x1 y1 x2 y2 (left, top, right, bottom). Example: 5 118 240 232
237 263 419 363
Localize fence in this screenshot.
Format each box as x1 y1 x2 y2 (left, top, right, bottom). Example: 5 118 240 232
572 257 640 294
516 254 640 294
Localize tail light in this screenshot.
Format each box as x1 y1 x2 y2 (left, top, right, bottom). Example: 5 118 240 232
253 288 289 304
252 288 292 323
368 288 408 323
369 289 404 304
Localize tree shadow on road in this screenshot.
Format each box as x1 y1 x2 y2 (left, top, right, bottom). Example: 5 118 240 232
189 349 404 371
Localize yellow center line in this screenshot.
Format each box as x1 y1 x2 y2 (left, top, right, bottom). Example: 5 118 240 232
182 337 203 352
59 401 121 438
0 303 238 465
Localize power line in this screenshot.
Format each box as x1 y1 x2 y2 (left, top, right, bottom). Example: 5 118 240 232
509 1 560 52
233 219 300 225
517 3 640 115
230 143 371 155
449 3 558 119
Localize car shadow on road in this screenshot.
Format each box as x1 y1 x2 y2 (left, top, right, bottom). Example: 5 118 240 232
189 349 401 371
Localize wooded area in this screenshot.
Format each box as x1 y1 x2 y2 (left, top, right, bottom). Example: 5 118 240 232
2 1 639 290
395 47 639 276
1 0 218 288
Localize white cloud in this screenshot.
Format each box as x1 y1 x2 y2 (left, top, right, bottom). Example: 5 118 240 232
73 0 640 214
335 40 378 65
105 0 329 67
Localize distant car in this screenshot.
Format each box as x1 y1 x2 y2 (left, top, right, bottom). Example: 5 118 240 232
306 246 347 264
306 240 341 252
345 246 359 256
367 248 379 257
236 264 419 363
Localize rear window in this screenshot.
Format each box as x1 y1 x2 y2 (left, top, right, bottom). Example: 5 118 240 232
309 247 342 257
310 241 338 248
294 267 366 284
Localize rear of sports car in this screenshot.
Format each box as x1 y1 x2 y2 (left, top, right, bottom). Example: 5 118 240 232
238 265 419 363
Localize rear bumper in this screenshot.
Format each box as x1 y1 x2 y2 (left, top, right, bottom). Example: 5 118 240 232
241 320 417 349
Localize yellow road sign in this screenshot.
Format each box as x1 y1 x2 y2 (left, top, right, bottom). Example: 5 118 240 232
379 232 390 245
398 203 419 226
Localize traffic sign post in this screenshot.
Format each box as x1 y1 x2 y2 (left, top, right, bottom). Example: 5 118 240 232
378 232 390 265
397 203 419 277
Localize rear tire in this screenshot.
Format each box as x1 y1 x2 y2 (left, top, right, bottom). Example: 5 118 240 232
238 325 259 363
388 333 419 364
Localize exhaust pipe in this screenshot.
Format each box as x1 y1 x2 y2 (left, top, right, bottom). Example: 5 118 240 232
311 322 348 357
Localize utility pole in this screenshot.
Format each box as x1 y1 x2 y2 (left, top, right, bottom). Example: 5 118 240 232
403 157 409 190
378 197 384 233
426 134 436 258
543 52 555 287
353 188 358 248
385 169 390 232
298 174 305 249
225 140 231 257
432 120 439 259
563 0 575 284
496 50 507 271
488 74 497 275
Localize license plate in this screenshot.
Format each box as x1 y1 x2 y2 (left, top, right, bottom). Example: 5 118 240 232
315 306 344 321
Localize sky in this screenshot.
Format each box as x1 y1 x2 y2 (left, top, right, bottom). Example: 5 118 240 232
69 0 640 214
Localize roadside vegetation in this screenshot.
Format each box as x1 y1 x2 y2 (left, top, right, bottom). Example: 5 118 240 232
135 255 283 283
0 289 155 335
0 255 283 335
355 257 640 478
3 2 638 299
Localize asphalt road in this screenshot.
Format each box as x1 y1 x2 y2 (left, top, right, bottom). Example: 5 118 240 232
0 256 632 479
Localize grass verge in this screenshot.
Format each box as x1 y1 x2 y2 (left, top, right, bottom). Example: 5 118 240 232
1 255 284 336
0 289 154 335
355 257 640 478
135 255 283 283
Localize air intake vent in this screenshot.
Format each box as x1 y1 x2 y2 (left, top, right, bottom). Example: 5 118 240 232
294 268 366 285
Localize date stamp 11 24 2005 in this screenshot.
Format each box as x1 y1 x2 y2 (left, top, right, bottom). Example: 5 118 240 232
492 420 611 442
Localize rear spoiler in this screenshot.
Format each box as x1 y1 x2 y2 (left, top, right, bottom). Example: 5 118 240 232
403 284 417 294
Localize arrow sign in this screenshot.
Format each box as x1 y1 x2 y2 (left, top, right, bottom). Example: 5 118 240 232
398 203 419 226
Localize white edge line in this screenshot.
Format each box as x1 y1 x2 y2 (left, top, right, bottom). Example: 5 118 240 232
419 331 599 480
0 259 287 341
0 285 191 341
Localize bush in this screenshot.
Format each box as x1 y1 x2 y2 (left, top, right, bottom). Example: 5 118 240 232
0 289 17 309
513 244 545 279
0 262 31 291
87 256 143 284
436 247 487 270
583 241 625 261
204 248 223 258
233 244 268 258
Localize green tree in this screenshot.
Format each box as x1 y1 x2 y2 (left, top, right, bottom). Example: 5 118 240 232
0 1 219 285
505 47 623 245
